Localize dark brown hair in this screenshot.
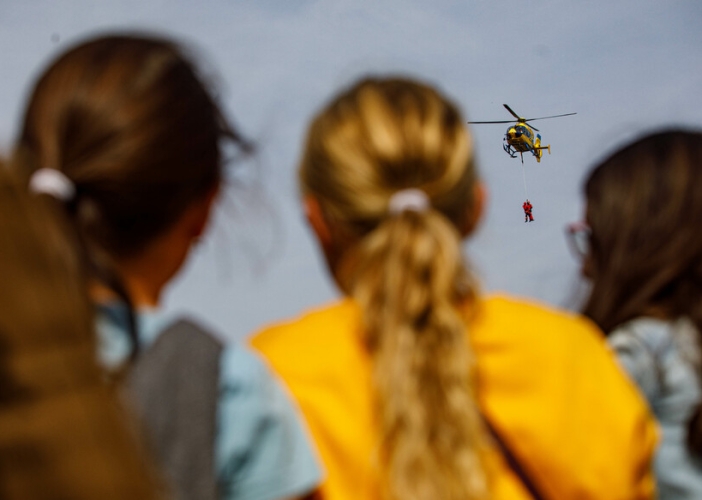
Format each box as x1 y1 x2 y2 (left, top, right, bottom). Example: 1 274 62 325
0 164 162 499
11 34 250 357
582 129 702 455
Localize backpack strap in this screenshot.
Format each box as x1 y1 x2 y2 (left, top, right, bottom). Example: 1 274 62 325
483 417 547 500
126 318 223 500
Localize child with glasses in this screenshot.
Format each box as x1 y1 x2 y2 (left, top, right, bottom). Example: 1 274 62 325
579 130 702 499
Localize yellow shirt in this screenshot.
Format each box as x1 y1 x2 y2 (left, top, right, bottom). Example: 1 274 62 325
251 295 657 500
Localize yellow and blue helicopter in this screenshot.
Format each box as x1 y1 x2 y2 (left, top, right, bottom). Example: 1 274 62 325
468 104 576 163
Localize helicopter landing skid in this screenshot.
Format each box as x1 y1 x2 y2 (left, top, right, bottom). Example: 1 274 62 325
503 142 517 158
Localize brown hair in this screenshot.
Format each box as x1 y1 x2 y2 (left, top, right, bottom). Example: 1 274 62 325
582 129 702 455
0 164 162 499
299 77 489 500
11 34 250 357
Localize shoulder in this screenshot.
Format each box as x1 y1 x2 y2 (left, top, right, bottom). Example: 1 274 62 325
608 318 679 382
480 294 593 323
472 295 653 434
215 343 324 499
216 342 307 450
219 341 282 395
473 294 605 350
253 299 356 336
611 317 701 406
473 295 658 498
609 317 676 354
471 293 614 380
249 299 371 403
251 299 360 360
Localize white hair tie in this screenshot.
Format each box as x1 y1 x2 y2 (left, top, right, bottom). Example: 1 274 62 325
28 168 76 201
388 188 430 214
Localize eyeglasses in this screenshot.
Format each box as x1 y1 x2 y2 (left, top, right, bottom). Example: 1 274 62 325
565 221 591 258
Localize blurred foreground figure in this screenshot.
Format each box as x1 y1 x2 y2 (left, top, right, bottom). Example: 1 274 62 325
0 165 162 499
252 76 657 500
11 34 320 500
580 130 702 499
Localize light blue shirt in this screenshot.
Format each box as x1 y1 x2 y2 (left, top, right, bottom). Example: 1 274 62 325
610 317 702 500
97 304 322 500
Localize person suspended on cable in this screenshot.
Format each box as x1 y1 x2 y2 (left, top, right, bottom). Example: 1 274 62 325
523 199 534 222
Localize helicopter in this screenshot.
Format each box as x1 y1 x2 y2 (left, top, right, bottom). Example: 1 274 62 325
468 104 576 163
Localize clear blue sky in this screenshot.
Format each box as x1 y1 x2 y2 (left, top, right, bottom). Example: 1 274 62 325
2 0 701 340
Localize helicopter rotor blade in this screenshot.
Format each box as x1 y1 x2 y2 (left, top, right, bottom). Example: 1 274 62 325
503 104 523 121
530 124 540 132
466 120 515 125
524 112 577 122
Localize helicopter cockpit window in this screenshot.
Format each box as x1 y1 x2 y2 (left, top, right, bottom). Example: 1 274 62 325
515 126 526 135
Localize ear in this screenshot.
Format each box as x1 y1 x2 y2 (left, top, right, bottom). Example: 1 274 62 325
460 182 487 237
187 183 220 239
303 194 348 292
303 195 333 250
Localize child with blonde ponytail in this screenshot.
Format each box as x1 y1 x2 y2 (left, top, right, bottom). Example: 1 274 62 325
251 76 657 500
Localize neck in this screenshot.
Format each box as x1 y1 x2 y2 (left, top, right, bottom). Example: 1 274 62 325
90 268 164 309
90 240 182 309
89 201 206 309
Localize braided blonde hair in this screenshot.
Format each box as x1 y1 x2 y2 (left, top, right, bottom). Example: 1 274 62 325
300 77 490 500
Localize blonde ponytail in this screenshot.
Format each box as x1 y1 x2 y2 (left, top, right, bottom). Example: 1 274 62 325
300 77 491 500
346 209 489 500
